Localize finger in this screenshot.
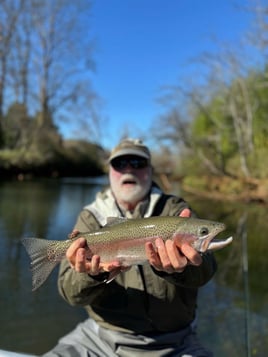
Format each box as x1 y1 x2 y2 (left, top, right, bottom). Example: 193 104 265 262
85 255 119 275
180 243 202 266
88 255 101 275
68 229 80 239
165 239 187 272
179 208 191 218
66 237 87 260
145 242 162 269
75 247 87 272
155 238 173 273
66 238 87 269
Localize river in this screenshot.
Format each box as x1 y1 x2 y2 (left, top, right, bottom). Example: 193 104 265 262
0 178 267 356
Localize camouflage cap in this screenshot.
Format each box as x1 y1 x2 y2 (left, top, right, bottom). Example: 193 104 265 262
108 138 151 162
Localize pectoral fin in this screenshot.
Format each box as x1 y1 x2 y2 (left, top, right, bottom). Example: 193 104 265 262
104 267 123 283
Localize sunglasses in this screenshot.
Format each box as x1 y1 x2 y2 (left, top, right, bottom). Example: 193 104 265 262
111 156 149 170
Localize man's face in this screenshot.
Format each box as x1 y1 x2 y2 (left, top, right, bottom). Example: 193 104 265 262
109 155 152 208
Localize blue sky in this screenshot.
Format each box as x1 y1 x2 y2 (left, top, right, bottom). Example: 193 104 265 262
78 0 254 150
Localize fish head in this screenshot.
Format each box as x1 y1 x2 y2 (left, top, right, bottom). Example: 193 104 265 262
173 218 232 253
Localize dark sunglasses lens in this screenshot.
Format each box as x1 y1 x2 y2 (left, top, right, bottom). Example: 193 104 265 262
111 157 148 170
111 158 127 170
130 158 148 169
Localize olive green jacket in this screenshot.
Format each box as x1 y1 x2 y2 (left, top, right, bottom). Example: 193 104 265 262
57 186 217 334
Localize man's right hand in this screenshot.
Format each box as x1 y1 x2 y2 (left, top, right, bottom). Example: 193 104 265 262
66 235 122 276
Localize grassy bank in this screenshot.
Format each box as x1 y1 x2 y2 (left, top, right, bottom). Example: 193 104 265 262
181 175 268 204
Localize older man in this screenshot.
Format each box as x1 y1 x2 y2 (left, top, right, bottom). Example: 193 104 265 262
44 139 215 357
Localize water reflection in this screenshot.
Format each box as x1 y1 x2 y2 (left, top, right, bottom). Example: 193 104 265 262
189 197 268 356
0 178 106 353
0 179 267 356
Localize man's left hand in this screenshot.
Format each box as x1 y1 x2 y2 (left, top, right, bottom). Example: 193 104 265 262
145 208 202 274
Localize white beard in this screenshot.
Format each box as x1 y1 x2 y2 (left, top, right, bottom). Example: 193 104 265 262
110 172 152 208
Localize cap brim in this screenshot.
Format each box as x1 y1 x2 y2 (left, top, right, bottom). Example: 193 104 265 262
109 148 150 162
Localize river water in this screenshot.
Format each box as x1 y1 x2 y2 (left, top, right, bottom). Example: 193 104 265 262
0 178 267 356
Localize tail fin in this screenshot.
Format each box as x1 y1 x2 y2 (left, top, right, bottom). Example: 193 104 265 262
21 238 61 291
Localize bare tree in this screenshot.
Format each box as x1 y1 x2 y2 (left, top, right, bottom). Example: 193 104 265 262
0 0 25 144
1 0 101 144
9 1 32 108
27 0 97 130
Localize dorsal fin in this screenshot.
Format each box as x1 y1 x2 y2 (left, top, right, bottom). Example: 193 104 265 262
105 216 128 226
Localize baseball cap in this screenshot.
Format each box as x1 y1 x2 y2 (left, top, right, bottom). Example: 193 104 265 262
108 138 151 162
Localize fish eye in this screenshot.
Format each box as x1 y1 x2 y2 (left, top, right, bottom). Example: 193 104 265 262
199 227 209 236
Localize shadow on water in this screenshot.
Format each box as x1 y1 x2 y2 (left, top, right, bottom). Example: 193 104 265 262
0 179 267 356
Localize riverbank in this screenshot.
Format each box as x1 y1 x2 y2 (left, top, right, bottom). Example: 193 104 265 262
0 140 105 179
181 175 268 204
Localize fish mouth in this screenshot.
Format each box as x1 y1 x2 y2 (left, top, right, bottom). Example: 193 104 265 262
207 236 233 251
197 235 233 252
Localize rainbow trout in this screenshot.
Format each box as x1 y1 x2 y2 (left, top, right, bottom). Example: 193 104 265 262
22 216 232 291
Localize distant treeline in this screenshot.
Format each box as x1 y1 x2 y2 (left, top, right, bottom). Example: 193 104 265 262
0 102 105 179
